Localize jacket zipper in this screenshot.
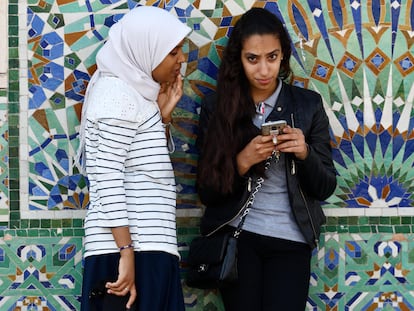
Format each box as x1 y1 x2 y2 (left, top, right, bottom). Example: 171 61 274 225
290 113 296 175
291 113 318 246
298 176 319 246
206 176 253 237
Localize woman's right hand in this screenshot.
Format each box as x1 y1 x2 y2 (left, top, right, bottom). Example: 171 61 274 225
105 249 137 309
157 74 183 123
236 135 275 175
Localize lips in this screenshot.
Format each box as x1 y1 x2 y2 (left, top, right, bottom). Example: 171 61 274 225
257 78 272 85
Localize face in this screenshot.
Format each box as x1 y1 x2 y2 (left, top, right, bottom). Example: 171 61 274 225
241 34 283 100
152 40 186 84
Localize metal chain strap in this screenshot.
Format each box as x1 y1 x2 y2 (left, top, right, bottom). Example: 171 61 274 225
233 156 273 238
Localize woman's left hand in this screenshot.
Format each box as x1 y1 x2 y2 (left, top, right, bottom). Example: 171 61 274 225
105 249 137 309
157 74 183 123
276 126 309 160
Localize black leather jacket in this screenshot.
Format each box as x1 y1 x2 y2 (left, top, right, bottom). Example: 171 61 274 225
196 82 337 249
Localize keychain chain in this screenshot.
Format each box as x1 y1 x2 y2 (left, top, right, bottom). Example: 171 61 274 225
270 133 280 163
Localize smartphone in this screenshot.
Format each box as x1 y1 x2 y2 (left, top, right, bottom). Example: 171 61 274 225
261 120 287 136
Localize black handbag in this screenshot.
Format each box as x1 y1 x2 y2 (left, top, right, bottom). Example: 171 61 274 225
186 230 238 289
186 174 266 289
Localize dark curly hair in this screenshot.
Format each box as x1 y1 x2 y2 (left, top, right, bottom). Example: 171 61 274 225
198 7 293 193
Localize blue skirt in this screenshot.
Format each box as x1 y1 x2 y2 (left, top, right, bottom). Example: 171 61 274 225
81 251 185 311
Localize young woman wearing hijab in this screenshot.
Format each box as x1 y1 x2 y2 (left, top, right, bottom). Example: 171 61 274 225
78 6 191 311
196 8 336 311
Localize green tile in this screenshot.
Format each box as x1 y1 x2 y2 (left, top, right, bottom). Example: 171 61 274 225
10 211 19 220
16 229 28 237
8 47 18 59
338 225 349 233
378 226 393 233
41 219 51 228
74 228 85 236
62 219 72 227
9 158 19 168
8 103 19 113
369 217 379 224
359 226 371 233
401 217 412 225
349 226 360 233
28 229 39 237
379 217 390 225
8 127 18 136
348 217 359 225
30 219 40 228
8 91 19 103
9 190 19 201
39 229 51 236
9 179 18 189
326 217 338 225
8 114 18 126
8 16 18 28
338 217 348 225
63 229 74 236
52 219 62 227
9 168 18 179
73 218 83 227
325 225 337 232
395 226 411 234
8 69 18 82
391 216 401 225
8 25 18 36
9 58 19 68
9 202 19 214
9 220 19 228
8 4 18 14
20 219 29 228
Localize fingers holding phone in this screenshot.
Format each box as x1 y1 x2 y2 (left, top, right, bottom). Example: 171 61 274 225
261 120 287 144
276 126 309 160
261 120 287 161
236 134 276 175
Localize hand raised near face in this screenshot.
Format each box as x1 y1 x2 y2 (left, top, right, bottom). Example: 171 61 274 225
157 74 183 123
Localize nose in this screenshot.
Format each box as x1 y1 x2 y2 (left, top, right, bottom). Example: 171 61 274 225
258 60 269 76
177 49 186 63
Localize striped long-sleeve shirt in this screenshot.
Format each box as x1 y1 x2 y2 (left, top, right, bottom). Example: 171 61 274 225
82 76 179 258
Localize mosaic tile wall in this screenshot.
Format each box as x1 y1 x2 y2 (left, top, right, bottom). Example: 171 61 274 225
1 0 413 310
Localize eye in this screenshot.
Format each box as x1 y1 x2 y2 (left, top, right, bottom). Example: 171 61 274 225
169 46 182 56
247 55 257 63
268 53 278 61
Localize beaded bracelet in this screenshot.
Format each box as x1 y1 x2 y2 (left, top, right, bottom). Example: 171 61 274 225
162 121 172 129
119 243 134 252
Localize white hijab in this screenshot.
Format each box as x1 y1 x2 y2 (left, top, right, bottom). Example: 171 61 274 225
76 6 191 169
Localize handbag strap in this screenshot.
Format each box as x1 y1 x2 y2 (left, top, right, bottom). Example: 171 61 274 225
233 156 274 238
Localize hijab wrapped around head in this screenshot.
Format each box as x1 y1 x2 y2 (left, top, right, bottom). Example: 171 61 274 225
76 6 191 169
